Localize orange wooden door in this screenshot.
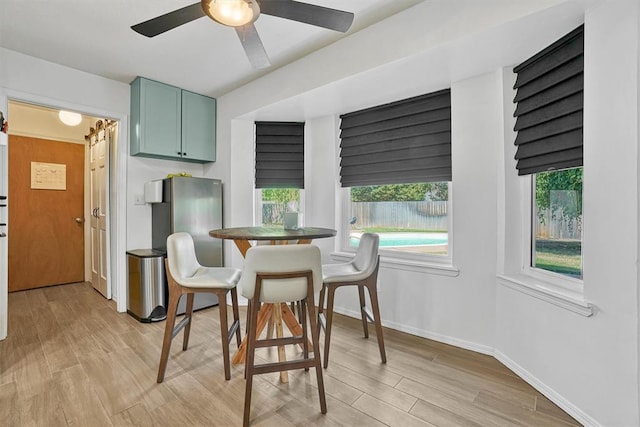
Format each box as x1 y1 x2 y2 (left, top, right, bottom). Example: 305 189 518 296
8 135 85 291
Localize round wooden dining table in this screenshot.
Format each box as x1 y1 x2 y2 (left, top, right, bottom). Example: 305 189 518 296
209 226 336 379
209 226 336 257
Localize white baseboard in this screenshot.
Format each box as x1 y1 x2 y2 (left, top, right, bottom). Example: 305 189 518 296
494 350 600 427
331 306 494 356
331 306 601 427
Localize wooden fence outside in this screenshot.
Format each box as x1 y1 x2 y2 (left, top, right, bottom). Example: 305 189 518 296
351 201 448 231
536 208 582 240
262 202 287 225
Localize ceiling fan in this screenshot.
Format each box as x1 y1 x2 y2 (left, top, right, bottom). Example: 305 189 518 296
131 0 355 69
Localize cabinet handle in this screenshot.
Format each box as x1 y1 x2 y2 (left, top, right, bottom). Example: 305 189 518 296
183 152 187 156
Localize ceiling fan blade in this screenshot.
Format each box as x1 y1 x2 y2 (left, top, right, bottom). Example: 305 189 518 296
236 24 271 69
131 2 205 37
258 0 354 33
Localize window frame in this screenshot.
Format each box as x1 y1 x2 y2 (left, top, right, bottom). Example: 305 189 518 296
495 172 590 317
339 182 454 267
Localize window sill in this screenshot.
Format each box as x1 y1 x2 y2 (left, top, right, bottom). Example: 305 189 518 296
330 252 460 277
497 274 593 317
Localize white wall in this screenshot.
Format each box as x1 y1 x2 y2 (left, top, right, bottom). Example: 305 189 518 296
0 47 132 328
219 1 639 425
496 1 640 425
304 116 339 262
333 72 501 352
125 156 204 250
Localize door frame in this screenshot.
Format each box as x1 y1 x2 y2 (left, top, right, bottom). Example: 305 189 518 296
0 89 128 340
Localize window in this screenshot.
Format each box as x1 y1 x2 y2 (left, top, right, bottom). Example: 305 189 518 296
347 183 449 256
511 25 584 284
257 188 302 226
500 25 589 314
338 89 452 261
254 121 304 225
532 168 582 278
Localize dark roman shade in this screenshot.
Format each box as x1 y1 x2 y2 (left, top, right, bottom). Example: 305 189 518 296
254 121 304 189
339 89 451 187
512 25 584 175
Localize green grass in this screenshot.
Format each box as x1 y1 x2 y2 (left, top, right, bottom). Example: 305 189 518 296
534 239 582 278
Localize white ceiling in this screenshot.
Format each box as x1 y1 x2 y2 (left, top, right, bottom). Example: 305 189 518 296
0 0 423 98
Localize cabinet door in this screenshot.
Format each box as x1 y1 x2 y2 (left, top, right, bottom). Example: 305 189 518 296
181 90 216 162
137 78 182 158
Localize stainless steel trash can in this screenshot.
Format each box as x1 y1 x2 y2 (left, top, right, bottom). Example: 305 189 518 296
127 249 167 322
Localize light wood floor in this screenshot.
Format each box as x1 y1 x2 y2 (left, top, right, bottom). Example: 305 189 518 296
0 282 580 426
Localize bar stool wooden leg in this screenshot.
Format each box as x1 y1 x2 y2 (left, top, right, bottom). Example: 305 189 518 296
365 281 386 364
231 287 242 347
318 285 326 327
243 299 252 380
218 290 232 380
306 281 327 414
357 284 369 339
182 293 195 350
157 286 181 383
300 298 309 372
322 285 336 369
243 292 260 427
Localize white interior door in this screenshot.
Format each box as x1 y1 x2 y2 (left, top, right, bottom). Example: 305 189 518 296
90 126 110 298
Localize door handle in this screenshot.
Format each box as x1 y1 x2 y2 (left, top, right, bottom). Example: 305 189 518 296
75 217 84 224
0 232 6 238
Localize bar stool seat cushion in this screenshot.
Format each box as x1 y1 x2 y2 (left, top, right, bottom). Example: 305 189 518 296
322 263 365 283
176 267 241 289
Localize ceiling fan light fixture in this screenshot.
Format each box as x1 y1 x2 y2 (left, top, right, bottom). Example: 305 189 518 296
203 0 259 27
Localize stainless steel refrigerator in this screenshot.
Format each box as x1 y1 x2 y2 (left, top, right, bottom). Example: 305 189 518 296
151 176 223 313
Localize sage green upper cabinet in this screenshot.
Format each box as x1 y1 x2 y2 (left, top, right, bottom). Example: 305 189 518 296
130 77 216 163
181 90 216 162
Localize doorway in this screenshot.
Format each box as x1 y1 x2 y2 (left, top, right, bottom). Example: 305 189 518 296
7 100 112 295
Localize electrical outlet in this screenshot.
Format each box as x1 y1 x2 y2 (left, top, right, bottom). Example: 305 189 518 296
134 194 145 205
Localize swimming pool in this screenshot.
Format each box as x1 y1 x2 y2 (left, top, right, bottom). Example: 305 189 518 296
350 232 448 247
